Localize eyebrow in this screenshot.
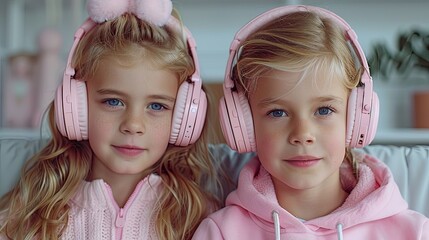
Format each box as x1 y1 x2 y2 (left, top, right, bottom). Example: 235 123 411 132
258 95 344 107
96 89 176 103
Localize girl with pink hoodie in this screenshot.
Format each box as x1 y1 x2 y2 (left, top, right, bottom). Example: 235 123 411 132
193 5 429 240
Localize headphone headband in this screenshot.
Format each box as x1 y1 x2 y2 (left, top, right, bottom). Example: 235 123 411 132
64 17 201 86
226 5 371 85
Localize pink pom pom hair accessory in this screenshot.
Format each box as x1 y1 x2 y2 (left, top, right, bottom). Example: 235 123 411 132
87 0 173 26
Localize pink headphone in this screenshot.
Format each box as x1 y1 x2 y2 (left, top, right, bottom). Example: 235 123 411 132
219 5 379 153
54 15 207 146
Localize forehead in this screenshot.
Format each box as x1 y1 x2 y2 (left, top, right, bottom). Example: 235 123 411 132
251 68 348 102
88 56 179 94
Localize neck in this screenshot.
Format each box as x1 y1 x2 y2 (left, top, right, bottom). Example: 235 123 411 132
88 161 149 207
274 173 349 220
104 175 144 207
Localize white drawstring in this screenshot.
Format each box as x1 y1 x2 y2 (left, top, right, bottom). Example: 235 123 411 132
271 211 343 240
272 211 280 240
336 223 344 240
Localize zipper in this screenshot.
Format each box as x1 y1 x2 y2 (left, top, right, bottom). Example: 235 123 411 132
115 208 125 239
104 179 146 240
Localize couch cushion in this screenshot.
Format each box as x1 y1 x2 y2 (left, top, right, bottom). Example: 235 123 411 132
0 137 48 196
360 145 429 217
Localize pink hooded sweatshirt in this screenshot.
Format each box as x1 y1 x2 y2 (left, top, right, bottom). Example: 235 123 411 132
193 151 429 240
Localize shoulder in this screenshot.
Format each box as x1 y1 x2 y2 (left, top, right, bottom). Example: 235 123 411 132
386 210 429 238
193 205 252 239
69 180 109 210
351 147 429 218
210 205 251 221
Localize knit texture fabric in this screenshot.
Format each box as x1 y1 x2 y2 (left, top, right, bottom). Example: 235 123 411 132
61 175 162 239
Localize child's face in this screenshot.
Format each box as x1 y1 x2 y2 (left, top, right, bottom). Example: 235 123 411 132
86 56 179 181
249 69 348 192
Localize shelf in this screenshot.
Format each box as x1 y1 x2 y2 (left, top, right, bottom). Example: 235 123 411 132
373 128 429 145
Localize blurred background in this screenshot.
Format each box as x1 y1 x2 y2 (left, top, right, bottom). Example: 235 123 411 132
1 0 429 145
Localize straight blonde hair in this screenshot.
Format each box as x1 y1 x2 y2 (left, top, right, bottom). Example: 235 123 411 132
233 10 362 177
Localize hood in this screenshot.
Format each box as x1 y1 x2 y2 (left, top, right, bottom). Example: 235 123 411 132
225 151 408 236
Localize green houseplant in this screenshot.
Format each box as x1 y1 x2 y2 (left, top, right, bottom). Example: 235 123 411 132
368 29 429 128
368 29 429 81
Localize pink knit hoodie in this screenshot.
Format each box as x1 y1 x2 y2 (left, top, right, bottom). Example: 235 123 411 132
193 151 429 240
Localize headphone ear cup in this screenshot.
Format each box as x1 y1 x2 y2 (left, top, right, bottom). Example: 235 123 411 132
346 88 357 146
54 79 88 141
219 95 238 151
189 89 207 144
170 82 189 145
75 80 88 140
363 92 379 146
169 81 207 146
347 87 379 148
218 88 256 153
236 92 256 152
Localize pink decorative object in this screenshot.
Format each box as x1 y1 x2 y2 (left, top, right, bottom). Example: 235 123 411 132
2 53 37 128
87 0 129 23
87 0 172 26
133 0 172 26
32 27 64 128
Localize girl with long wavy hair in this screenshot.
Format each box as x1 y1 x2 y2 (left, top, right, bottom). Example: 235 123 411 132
0 0 220 239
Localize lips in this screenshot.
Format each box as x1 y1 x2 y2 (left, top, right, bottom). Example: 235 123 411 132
113 145 145 157
285 155 321 167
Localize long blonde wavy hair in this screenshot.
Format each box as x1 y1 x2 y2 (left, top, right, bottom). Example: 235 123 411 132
233 10 363 177
0 12 219 240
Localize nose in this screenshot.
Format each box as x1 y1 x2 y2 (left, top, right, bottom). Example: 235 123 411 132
120 110 145 135
288 119 315 145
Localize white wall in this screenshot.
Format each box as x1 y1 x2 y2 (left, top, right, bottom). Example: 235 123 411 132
3 1 429 82
1 0 429 129
176 1 429 82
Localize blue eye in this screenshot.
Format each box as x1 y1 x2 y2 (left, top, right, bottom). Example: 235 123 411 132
316 107 333 116
268 110 287 118
149 103 165 111
105 99 123 107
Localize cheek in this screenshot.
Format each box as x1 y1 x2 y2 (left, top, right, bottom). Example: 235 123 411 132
322 124 347 162
150 115 172 139
87 107 117 138
89 118 114 141
150 118 171 153
153 116 171 129
253 118 281 154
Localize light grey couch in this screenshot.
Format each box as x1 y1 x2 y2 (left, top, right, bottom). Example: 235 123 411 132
1 135 428 217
